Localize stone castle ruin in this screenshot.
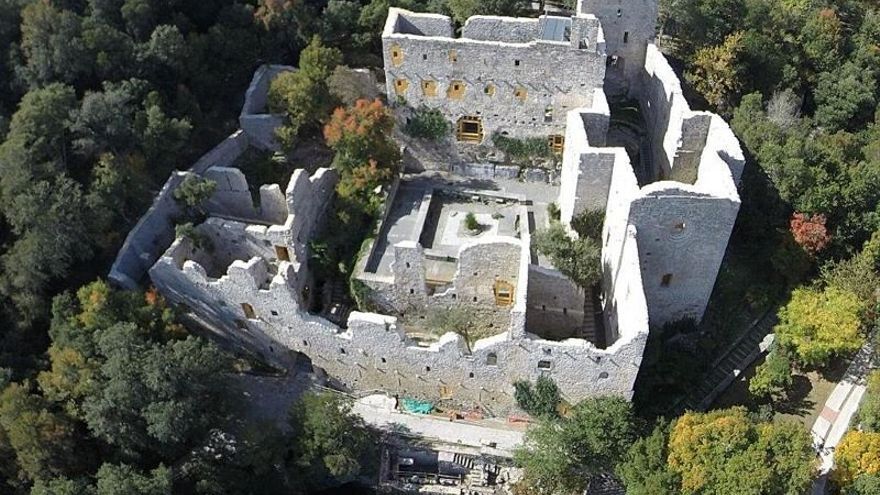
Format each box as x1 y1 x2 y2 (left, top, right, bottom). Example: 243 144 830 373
117 0 744 414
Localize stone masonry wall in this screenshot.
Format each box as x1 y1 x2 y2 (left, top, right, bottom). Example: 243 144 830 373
150 238 648 414
577 0 658 97
525 265 586 340
382 8 606 144
240 64 295 151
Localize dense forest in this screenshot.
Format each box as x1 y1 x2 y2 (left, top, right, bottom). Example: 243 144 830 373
1 0 880 493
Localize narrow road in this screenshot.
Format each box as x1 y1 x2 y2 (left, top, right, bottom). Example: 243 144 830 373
810 342 875 494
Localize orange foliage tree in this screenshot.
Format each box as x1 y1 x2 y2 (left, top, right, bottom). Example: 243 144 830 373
790 212 831 256
323 99 400 212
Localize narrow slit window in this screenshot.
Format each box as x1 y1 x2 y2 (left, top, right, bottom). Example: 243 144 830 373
661 273 673 287
623 31 629 43
390 44 403 66
544 107 553 123
421 79 437 97
393 78 409 95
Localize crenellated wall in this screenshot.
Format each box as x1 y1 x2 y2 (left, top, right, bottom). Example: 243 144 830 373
150 234 648 413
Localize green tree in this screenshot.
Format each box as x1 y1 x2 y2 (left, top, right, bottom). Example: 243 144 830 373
534 222 602 289
617 422 680 495
775 286 866 367
287 392 377 491
0 383 85 483
814 62 877 132
18 1 91 87
94 463 171 495
30 477 94 495
172 174 216 218
749 347 794 401
268 37 343 147
446 0 528 24
570 208 604 241
859 372 880 433
514 396 637 494
686 31 745 113
850 474 880 495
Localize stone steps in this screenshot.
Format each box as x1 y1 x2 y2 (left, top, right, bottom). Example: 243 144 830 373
671 309 777 415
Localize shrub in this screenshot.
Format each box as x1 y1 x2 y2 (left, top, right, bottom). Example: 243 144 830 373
571 209 604 241
513 376 560 418
464 212 480 232
175 222 213 251
547 202 561 222
492 134 553 162
404 106 449 139
749 347 794 401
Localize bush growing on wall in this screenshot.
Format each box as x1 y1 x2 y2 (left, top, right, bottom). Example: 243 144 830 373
404 106 449 139
493 134 553 162
514 376 561 418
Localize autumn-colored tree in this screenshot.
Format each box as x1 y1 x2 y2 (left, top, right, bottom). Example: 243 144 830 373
790 212 831 256
324 98 400 178
775 286 865 367
668 408 814 495
836 431 880 487
268 37 343 148
686 31 745 114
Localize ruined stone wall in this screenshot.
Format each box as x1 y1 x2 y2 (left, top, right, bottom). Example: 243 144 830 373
240 64 295 151
382 8 606 144
639 45 742 185
109 171 190 289
461 16 539 42
150 236 648 413
577 0 658 96
524 265 585 339
558 96 612 225
110 62 293 291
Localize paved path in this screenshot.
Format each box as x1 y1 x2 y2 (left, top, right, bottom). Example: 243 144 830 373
352 395 525 457
810 342 875 494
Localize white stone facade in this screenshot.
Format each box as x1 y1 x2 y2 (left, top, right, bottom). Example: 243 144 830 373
382 8 607 145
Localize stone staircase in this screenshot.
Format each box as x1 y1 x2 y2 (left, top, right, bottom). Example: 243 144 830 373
578 290 598 344
320 280 353 327
452 453 475 470
672 310 777 415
